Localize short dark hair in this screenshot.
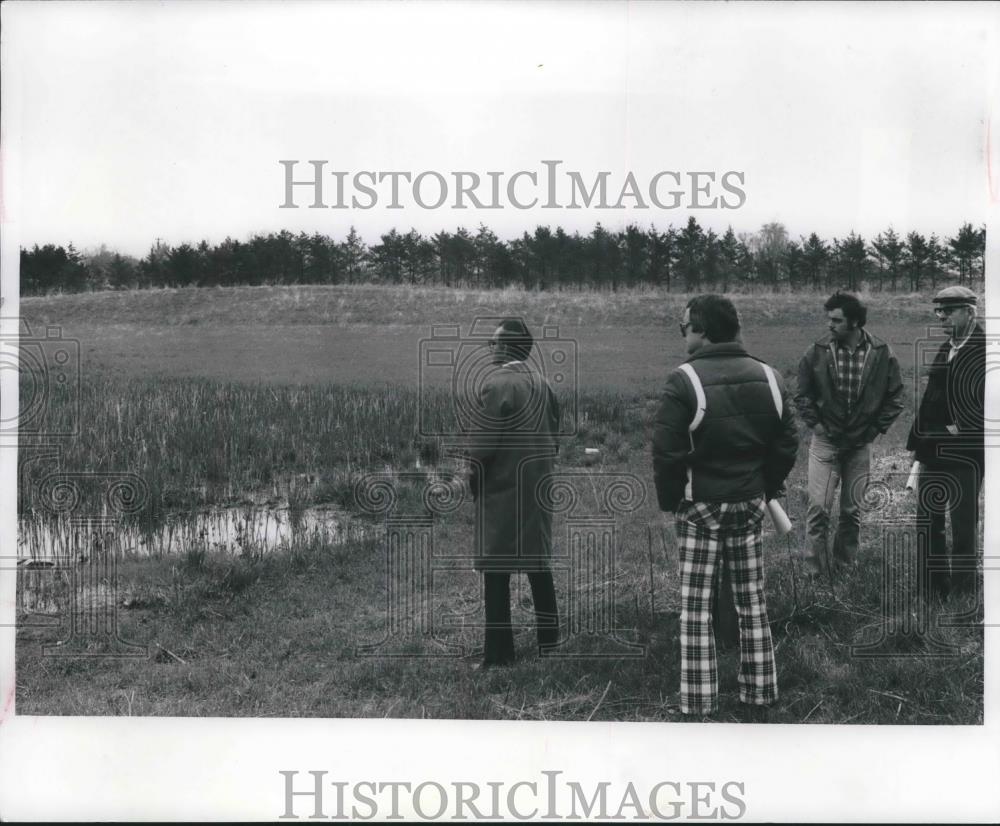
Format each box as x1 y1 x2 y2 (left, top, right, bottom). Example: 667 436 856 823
685 294 740 343
824 291 867 328
497 317 533 361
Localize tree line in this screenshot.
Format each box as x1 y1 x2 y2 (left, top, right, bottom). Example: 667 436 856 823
20 219 986 295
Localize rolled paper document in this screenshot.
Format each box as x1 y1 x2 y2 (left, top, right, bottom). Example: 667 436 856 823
584 447 600 465
905 461 920 491
767 499 793 536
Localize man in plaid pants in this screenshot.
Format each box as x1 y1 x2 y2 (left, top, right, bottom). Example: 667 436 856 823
652 295 798 717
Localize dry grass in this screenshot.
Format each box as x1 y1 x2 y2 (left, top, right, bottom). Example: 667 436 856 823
14 284 983 723
22 282 942 330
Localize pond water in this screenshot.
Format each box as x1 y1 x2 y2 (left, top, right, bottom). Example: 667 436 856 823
17 503 364 562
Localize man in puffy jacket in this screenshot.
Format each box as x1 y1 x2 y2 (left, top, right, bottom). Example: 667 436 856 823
795 292 905 577
652 294 798 717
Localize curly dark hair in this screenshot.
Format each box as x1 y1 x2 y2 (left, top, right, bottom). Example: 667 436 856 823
824 291 867 328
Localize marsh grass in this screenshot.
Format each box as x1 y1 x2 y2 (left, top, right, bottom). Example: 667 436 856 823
14 285 984 722
15 377 984 724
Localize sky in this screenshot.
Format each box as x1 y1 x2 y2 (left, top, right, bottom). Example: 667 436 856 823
2 1 997 256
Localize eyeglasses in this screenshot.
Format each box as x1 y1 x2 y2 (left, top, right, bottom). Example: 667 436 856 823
934 306 964 317
678 322 692 337
487 340 498 348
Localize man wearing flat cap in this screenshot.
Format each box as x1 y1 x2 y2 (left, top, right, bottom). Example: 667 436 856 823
907 286 985 600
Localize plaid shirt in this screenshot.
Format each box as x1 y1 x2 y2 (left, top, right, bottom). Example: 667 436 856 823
833 331 871 413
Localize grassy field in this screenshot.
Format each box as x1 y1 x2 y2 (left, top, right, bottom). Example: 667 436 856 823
14 284 983 723
20 284 937 388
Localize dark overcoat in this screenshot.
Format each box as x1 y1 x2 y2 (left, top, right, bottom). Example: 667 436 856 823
906 323 985 475
467 362 560 573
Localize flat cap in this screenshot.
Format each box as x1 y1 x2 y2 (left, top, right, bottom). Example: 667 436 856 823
932 285 978 306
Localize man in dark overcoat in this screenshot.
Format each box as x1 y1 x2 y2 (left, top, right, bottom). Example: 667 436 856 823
907 285 985 600
467 318 560 668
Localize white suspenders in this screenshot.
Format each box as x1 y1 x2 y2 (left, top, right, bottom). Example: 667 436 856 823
676 361 783 499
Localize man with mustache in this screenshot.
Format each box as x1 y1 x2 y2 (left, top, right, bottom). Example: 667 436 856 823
795 292 905 578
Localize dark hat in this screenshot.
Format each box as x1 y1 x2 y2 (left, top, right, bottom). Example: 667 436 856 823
932 286 977 307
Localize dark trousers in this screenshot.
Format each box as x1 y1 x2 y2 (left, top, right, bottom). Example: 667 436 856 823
917 459 982 598
483 571 559 664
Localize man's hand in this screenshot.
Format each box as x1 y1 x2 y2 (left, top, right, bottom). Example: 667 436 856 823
946 424 959 436
813 423 827 438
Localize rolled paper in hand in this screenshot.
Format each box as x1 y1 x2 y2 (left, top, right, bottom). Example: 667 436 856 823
905 461 920 491
767 499 793 536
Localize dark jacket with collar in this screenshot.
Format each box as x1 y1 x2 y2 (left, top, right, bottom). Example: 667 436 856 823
652 341 799 513
795 330 905 448
906 322 985 473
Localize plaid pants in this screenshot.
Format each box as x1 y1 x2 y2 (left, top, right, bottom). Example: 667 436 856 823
676 497 777 715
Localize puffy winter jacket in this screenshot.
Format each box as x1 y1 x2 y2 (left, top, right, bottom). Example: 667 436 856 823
652 342 799 513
